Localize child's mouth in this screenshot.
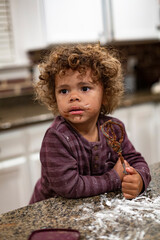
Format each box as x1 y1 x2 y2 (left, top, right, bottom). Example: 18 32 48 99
69 107 84 115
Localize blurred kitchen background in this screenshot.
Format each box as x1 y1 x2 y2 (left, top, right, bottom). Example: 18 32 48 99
0 0 160 214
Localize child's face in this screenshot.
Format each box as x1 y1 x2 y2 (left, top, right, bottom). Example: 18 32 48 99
55 68 104 128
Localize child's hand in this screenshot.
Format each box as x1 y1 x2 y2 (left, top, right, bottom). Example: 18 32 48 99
122 165 143 199
113 158 127 181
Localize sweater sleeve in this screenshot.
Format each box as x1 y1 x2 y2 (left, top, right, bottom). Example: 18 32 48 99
33 128 122 200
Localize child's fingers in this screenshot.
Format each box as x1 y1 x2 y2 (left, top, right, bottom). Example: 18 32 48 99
125 166 137 175
122 182 139 199
122 189 139 199
122 181 138 191
123 170 138 183
124 160 130 167
122 170 143 198
123 192 136 200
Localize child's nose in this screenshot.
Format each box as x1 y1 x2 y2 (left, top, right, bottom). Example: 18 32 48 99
69 93 80 102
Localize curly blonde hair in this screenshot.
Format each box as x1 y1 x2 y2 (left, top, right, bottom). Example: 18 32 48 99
34 43 124 115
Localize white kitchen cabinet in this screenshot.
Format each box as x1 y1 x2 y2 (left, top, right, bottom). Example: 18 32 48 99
43 0 107 45
43 0 160 44
111 107 130 137
0 121 51 214
9 0 46 65
29 153 41 192
129 104 156 165
26 122 51 191
3 0 160 68
26 122 51 153
110 0 160 41
112 103 157 165
0 129 25 161
0 157 30 214
155 103 160 163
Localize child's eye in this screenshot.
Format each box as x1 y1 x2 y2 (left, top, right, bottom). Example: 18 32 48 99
81 86 90 92
60 89 68 94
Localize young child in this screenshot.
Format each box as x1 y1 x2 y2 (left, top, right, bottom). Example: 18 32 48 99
30 43 151 204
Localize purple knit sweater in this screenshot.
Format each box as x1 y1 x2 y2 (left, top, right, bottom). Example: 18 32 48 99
29 114 151 204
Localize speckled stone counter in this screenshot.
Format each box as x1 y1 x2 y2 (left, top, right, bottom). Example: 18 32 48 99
0 162 160 240
1 91 160 131
0 95 53 131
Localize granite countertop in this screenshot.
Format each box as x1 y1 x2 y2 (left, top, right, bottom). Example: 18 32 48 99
0 95 53 132
0 162 160 240
1 91 160 132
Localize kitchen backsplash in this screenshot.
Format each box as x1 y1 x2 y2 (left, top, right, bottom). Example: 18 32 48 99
114 41 160 92
0 65 33 98
28 40 160 93
0 41 159 98
0 78 33 98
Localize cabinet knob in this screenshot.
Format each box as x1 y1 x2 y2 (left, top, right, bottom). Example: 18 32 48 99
157 25 160 30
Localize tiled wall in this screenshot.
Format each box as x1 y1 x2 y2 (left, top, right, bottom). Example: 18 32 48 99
28 41 160 92
0 78 33 98
0 41 160 98
0 66 34 98
114 41 160 91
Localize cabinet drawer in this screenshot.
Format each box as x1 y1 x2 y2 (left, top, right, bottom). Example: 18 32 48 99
0 156 30 214
29 153 41 190
27 122 51 152
0 129 25 161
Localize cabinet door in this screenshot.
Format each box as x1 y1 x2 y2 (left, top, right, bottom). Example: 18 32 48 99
111 0 159 40
10 0 45 64
26 122 51 192
43 0 105 44
29 153 41 192
0 157 30 214
0 129 25 161
111 107 130 137
26 122 51 153
129 104 156 165
155 104 160 163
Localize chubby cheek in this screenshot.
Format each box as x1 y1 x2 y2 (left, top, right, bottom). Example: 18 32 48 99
56 97 64 112
57 101 70 118
57 102 65 114
90 99 102 111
